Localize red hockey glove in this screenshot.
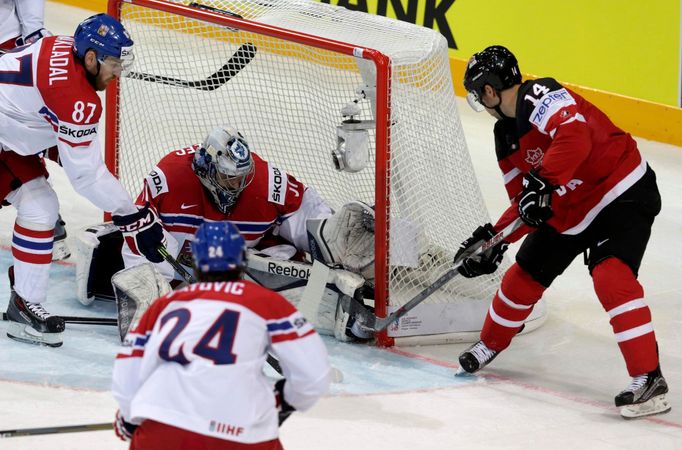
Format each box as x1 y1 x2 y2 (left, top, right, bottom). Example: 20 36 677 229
114 410 137 442
454 223 509 278
518 170 554 227
112 203 165 263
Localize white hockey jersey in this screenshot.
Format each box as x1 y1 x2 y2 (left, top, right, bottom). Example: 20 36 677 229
0 36 135 215
112 280 331 443
0 0 44 43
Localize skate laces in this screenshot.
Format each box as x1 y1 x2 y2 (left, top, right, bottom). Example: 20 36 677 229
25 301 50 320
625 374 648 393
470 341 496 363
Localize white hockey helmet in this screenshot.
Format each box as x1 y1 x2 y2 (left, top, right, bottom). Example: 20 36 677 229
192 126 255 213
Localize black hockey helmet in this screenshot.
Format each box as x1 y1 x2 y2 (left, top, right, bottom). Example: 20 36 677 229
463 45 521 111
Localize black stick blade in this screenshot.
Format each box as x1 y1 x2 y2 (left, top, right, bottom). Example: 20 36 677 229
127 42 257 91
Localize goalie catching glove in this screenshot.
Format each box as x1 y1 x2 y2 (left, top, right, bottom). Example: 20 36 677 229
112 203 165 264
307 201 375 279
455 223 509 278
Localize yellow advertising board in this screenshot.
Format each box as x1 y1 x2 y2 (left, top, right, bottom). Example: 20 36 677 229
321 0 680 107
56 0 682 145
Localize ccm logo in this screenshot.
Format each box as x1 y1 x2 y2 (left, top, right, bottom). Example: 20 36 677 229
267 262 310 279
58 125 97 138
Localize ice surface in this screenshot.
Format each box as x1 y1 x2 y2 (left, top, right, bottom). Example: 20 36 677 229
1 2 681 449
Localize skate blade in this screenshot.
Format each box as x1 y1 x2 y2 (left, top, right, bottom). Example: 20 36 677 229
620 394 671 419
455 367 475 377
6 322 63 347
52 241 71 261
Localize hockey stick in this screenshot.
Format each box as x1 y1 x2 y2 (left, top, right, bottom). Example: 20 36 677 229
157 246 196 284
1 312 117 326
126 43 257 91
0 422 112 438
364 218 524 332
156 246 284 375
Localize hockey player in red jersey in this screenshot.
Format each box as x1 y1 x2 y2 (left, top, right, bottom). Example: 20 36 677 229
455 45 669 419
77 125 376 342
0 13 165 347
112 221 331 449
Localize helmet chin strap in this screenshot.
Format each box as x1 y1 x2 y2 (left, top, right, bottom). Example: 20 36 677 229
491 90 512 120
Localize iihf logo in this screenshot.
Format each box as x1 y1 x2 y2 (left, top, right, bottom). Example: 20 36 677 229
525 147 544 167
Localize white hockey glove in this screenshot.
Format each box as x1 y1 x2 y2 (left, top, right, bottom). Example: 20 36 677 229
16 28 52 47
307 201 375 279
114 410 137 442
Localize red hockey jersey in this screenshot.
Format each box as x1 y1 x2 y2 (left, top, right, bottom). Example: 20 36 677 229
123 147 332 276
493 78 646 241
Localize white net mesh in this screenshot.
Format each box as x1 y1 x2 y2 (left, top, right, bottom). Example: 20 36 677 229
110 0 508 342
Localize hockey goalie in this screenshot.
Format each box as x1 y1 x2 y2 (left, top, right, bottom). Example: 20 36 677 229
75 126 375 342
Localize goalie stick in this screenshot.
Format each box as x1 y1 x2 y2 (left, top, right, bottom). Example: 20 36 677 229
0 422 112 438
1 312 116 326
363 218 524 333
127 43 257 91
158 245 196 283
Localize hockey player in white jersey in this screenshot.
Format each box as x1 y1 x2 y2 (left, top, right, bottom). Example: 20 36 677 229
0 0 50 50
112 221 331 449
0 13 165 347
0 0 71 261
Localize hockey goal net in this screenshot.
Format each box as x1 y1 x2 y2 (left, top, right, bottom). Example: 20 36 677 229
106 0 545 346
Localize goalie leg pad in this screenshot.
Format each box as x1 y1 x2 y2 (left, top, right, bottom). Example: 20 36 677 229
113 263 172 341
244 250 368 339
74 223 123 306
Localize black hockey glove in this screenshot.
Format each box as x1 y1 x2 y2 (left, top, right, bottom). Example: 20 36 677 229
274 379 296 426
114 410 137 442
455 223 509 278
112 203 165 263
518 170 554 227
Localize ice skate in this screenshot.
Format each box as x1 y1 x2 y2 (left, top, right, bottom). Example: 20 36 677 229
5 267 65 347
52 215 71 261
457 340 498 375
615 366 671 419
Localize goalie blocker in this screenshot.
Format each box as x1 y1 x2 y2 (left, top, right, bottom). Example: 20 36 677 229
74 222 374 342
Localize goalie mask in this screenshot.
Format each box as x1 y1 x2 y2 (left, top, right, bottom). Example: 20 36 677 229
192 126 255 214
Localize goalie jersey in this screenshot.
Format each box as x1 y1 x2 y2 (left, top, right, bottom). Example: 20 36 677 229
493 78 646 241
124 147 332 276
112 280 331 443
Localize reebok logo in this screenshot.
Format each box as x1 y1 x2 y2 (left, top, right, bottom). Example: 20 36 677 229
267 262 310 279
